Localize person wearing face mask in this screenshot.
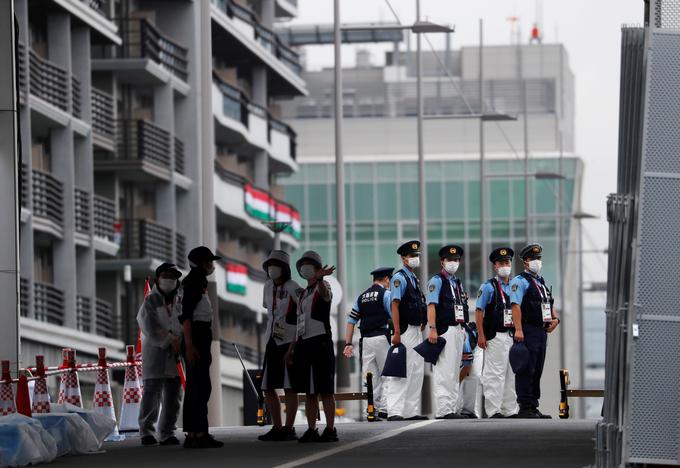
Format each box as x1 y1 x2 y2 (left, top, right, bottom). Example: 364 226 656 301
383 241 428 421
258 250 302 442
425 245 470 419
286 251 338 443
136 262 183 446
343 267 394 420
179 246 224 448
509 243 560 419
475 247 519 419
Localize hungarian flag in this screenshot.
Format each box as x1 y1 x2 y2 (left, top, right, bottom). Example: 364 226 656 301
275 203 302 240
244 184 274 221
227 263 248 295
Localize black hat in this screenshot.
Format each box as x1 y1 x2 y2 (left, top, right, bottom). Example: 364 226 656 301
414 337 447 365
520 243 543 260
263 250 290 271
295 250 323 274
188 246 221 266
489 247 514 263
155 262 181 279
382 344 407 378
509 341 530 373
397 240 421 256
439 244 464 260
370 267 394 280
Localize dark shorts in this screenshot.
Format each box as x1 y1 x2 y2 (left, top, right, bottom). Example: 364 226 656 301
261 339 293 391
292 334 335 395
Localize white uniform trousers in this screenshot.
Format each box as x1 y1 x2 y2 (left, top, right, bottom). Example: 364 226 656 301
384 326 424 418
480 331 519 417
361 334 390 412
457 345 484 417
432 325 467 418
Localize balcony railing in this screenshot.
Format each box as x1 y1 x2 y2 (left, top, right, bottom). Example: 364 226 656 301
220 339 259 363
29 50 69 111
71 76 81 119
81 0 109 18
93 194 116 241
117 18 188 81
17 42 27 96
75 188 91 234
92 87 115 140
34 282 64 326
120 218 173 262
96 298 117 339
174 137 185 175
21 163 28 209
212 0 302 75
32 169 64 228
175 232 186 269
115 119 171 167
20 278 29 317
76 295 92 333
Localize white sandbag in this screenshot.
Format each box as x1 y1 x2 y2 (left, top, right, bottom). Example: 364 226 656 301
0 413 57 466
49 403 115 446
33 412 100 457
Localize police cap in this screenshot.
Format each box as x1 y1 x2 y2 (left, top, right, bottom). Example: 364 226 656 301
397 240 421 256
520 243 543 260
439 244 464 260
370 267 394 280
489 247 514 263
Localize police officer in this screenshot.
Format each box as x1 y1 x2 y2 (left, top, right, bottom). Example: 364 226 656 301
476 247 519 418
180 246 224 448
343 267 394 420
384 241 427 421
426 245 470 419
509 243 560 418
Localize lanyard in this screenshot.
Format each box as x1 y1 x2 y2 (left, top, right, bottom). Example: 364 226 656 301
496 279 507 308
530 277 548 302
272 284 279 310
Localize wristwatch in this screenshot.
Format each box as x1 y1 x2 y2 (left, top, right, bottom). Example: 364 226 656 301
428 324 437 330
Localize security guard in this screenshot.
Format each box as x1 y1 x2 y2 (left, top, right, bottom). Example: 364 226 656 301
426 245 470 419
343 267 394 420
509 243 560 418
476 247 519 418
384 240 427 421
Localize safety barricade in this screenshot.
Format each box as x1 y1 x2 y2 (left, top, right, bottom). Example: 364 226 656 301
558 369 605 419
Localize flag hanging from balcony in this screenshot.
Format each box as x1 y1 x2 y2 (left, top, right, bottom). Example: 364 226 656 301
244 184 273 221
275 203 302 240
226 263 248 295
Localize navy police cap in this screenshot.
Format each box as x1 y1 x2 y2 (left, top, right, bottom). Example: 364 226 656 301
439 244 464 260
489 247 514 263
520 243 543 260
414 337 447 365
370 267 394 279
397 240 421 256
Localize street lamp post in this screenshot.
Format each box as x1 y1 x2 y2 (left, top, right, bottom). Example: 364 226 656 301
416 0 427 283
479 18 487 280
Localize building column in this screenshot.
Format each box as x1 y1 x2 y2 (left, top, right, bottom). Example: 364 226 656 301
154 84 177 264
252 66 269 189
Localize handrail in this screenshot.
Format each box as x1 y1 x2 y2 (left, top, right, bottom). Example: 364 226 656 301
34 282 64 326
32 169 64 227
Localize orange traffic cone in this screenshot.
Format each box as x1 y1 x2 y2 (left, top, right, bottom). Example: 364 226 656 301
16 374 31 417
118 345 141 432
92 347 124 441
57 349 82 407
32 355 50 414
0 360 16 416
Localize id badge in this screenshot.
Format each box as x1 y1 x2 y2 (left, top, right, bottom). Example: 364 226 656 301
541 303 552 323
455 305 465 323
503 309 513 328
273 321 286 341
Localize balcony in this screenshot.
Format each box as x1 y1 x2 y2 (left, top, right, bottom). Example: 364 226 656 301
76 295 92 333
176 232 187 269
220 339 259 363
174 137 185 175
17 42 27 101
120 218 174 263
95 297 117 339
20 163 29 211
92 87 115 148
50 0 120 46
75 188 91 235
94 195 115 241
34 282 64 326
20 278 29 317
32 169 64 236
214 255 268 318
28 50 81 118
210 0 306 96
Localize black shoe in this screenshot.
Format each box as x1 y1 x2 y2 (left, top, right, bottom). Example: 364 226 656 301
405 415 428 420
516 408 540 419
183 436 196 449
378 411 389 419
193 434 224 448
159 436 180 446
441 413 466 420
533 409 552 419
141 435 158 446
258 427 282 441
387 415 405 421
280 426 298 441
460 410 478 419
298 428 320 443
489 413 505 419
318 427 338 443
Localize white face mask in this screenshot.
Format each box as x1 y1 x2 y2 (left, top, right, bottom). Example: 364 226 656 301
497 266 512 278
158 278 177 294
443 260 459 275
204 263 215 276
268 265 283 280
527 259 542 274
407 256 420 269
299 264 316 280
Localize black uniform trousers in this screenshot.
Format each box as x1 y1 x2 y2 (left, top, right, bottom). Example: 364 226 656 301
515 323 547 408
183 321 212 433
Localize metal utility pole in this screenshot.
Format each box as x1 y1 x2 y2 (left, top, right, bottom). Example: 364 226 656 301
0 0 20 371
557 45 566 372
333 0 349 388
478 19 487 279
416 0 427 282
517 37 531 242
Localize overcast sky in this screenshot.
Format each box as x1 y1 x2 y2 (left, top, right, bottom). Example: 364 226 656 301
288 0 644 283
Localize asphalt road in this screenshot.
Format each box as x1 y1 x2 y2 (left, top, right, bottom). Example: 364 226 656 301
52 419 597 468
